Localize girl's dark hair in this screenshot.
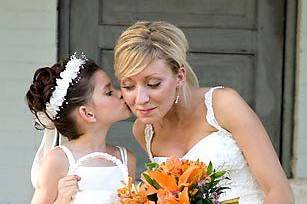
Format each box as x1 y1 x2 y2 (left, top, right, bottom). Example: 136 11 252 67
26 58 101 140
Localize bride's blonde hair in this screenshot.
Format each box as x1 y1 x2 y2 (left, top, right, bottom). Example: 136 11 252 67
114 21 199 101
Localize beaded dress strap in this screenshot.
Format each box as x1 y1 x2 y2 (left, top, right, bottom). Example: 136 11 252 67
144 124 154 162
204 86 224 131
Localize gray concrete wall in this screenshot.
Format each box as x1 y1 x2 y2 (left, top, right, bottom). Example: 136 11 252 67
0 0 57 203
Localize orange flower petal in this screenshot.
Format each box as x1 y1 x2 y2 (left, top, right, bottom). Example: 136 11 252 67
147 171 179 191
141 182 158 195
157 189 179 204
179 187 190 204
179 165 204 186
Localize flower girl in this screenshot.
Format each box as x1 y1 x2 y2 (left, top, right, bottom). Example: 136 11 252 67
27 53 136 204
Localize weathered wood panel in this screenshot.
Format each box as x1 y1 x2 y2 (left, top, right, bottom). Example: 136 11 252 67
99 26 256 54
100 0 256 29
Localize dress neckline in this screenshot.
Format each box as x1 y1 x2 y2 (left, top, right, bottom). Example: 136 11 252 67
59 146 129 182
153 129 226 159
58 146 127 170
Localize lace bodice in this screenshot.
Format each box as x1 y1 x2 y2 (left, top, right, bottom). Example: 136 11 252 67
58 145 128 204
144 86 264 203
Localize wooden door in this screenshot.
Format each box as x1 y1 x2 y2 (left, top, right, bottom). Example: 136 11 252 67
59 0 290 175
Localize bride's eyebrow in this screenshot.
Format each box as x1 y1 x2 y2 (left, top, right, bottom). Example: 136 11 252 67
145 74 161 80
121 78 132 85
121 73 161 85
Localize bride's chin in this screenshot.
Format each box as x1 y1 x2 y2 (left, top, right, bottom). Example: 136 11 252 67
138 116 159 124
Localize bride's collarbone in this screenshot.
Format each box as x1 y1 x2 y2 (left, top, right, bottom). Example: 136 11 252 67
152 123 214 156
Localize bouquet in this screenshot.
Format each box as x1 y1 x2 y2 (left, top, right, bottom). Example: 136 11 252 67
117 157 239 204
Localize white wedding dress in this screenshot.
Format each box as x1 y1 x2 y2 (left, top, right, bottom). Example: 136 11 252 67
58 145 128 204
144 87 264 203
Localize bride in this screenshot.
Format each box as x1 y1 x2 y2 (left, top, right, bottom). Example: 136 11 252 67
27 54 135 204
113 21 294 203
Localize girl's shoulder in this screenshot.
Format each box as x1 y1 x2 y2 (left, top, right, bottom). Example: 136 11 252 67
36 147 69 188
44 147 69 172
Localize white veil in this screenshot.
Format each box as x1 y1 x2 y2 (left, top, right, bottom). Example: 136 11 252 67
31 112 68 188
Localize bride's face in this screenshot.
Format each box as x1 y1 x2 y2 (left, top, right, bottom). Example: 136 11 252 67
90 70 131 124
120 59 179 123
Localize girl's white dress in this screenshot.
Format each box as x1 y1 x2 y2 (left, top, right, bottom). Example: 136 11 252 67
144 87 264 203
58 145 128 204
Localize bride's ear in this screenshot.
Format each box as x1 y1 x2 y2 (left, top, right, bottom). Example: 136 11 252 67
78 106 96 123
176 66 186 87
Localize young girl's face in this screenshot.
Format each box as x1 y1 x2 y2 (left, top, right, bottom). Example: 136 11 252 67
90 70 131 124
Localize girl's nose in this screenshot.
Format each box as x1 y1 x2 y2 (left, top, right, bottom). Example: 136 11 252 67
119 91 123 99
115 89 122 99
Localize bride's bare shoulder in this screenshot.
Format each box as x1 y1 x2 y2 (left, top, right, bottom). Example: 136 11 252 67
191 87 211 98
197 86 238 100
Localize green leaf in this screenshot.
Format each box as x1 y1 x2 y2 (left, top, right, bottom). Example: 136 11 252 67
203 199 213 204
213 170 226 178
145 162 159 170
207 161 213 175
142 173 161 189
197 199 204 204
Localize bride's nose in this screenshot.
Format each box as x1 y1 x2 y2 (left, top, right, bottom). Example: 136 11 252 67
135 87 149 105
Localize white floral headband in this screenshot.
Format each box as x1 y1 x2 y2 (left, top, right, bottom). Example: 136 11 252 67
45 53 87 119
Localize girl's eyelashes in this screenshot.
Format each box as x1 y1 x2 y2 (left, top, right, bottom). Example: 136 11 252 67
105 90 113 96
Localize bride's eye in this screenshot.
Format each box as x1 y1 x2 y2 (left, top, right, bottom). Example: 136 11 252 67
148 82 161 88
121 84 135 91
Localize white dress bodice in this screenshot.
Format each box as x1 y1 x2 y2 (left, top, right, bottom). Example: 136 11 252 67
144 87 264 203
58 145 129 204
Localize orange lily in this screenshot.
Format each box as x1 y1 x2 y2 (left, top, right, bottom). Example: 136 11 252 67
160 156 184 176
147 171 179 191
179 165 206 187
157 189 179 204
179 187 190 204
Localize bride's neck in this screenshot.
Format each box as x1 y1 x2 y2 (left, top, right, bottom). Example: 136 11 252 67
163 87 199 126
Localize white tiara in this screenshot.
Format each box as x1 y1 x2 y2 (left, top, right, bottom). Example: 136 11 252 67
46 53 87 119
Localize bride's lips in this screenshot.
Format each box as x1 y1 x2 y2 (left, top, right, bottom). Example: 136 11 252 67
136 107 157 115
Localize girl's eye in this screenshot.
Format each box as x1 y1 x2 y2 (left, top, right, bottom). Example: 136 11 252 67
148 82 161 88
106 90 113 96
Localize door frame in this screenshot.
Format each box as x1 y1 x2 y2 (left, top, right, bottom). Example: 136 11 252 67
57 0 297 177
281 0 297 177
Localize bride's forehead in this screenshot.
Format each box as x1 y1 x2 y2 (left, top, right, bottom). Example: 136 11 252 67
125 60 171 81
